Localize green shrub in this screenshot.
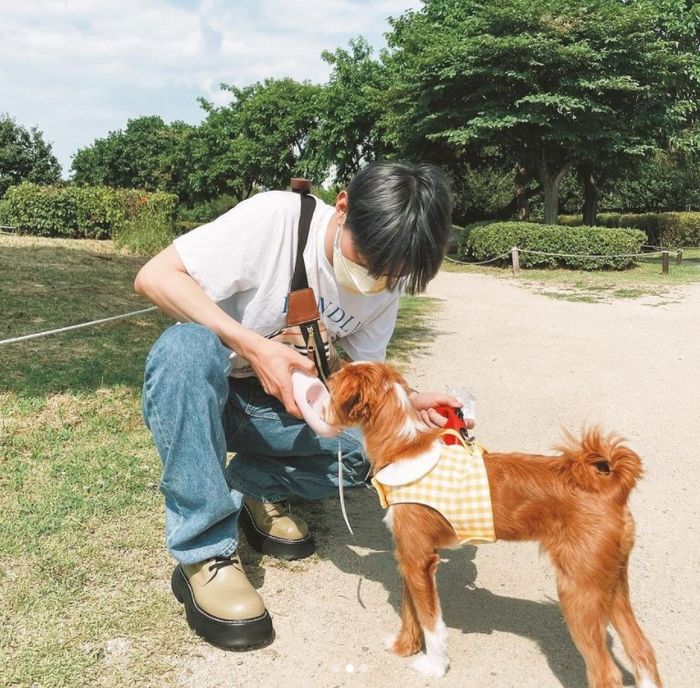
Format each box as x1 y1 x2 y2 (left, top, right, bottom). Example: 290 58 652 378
178 194 239 223
311 186 339 205
2 182 177 241
0 199 9 226
113 204 176 256
557 215 583 227
462 222 646 270
557 211 699 246
175 220 202 235
597 212 623 228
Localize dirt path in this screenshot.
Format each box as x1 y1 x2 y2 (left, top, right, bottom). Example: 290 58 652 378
174 272 700 688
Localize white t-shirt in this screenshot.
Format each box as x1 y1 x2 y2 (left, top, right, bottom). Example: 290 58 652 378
173 191 401 374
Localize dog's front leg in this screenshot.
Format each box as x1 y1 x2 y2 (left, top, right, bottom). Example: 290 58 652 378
384 579 422 657
394 541 449 678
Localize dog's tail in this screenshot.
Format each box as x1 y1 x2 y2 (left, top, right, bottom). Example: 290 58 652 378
556 428 643 501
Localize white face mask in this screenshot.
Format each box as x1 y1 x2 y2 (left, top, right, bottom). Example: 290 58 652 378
333 223 387 295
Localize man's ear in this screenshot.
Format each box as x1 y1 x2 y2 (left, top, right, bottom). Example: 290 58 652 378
335 190 348 218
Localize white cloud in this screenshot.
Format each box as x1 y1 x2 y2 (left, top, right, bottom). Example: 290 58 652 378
0 0 421 174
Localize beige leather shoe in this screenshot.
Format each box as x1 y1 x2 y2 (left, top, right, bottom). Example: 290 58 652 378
239 497 315 560
171 552 273 649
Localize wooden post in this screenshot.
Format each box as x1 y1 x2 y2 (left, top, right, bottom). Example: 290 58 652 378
676 249 683 266
661 250 669 275
290 178 311 193
511 246 520 276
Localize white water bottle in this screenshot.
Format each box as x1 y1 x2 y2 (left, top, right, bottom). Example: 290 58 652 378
446 386 476 422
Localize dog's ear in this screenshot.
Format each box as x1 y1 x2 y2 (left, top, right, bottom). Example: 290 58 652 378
329 368 373 424
329 363 388 425
339 390 371 423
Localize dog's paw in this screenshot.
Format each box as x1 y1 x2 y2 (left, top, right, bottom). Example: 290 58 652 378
382 633 397 651
409 652 448 678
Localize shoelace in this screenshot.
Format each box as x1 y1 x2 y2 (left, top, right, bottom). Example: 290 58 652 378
263 500 291 517
205 555 239 584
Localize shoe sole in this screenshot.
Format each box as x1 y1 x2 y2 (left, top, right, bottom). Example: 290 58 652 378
239 505 315 560
171 565 274 650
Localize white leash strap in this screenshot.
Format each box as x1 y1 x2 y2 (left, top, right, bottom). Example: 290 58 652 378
338 441 354 536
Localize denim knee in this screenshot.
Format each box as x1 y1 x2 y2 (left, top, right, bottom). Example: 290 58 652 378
145 323 231 383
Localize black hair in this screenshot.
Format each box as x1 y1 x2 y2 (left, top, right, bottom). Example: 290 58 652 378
344 160 453 295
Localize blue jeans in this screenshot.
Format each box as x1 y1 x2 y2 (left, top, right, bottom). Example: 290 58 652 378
141 323 369 565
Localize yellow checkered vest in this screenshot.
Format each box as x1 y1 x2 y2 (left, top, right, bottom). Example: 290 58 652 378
371 429 496 545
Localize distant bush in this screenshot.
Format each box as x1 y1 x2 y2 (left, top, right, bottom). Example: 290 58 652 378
114 204 177 256
175 220 202 235
461 222 646 270
557 212 700 246
178 194 239 223
0 199 8 226
2 182 177 242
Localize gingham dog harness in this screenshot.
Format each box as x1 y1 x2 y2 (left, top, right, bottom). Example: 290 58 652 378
371 429 496 544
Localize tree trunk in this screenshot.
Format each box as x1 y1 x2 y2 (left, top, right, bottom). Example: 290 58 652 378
540 154 572 225
514 162 530 221
580 165 599 225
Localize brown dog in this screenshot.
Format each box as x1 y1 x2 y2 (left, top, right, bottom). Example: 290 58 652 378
327 362 661 688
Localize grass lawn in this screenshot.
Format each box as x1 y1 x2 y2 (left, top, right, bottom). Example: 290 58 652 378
5 232 693 686
0 234 436 688
442 247 700 303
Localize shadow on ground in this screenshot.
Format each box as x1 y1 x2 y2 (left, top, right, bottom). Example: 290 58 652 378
286 489 635 688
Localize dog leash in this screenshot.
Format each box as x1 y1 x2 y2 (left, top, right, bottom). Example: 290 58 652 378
338 440 354 536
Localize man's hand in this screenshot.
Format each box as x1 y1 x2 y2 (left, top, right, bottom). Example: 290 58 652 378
409 391 474 429
245 338 317 419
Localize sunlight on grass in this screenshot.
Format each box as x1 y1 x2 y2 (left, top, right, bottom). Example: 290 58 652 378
0 234 438 687
442 247 700 301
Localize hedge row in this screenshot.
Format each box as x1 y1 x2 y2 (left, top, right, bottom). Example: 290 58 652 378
558 212 700 247
1 182 177 240
460 222 647 270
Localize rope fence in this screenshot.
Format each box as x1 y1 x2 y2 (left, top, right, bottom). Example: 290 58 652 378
0 237 696 347
443 252 512 266
446 246 694 276
0 307 158 346
518 249 664 259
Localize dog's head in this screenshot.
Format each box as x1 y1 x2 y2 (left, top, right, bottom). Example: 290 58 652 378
327 361 414 429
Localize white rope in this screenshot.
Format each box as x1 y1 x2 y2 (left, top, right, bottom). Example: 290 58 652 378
517 249 664 259
0 306 158 346
444 252 511 266
338 442 354 536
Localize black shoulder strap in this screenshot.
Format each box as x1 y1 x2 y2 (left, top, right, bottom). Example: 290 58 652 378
291 191 317 292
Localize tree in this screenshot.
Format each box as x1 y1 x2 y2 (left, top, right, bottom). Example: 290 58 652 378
191 78 325 202
0 114 61 197
383 0 700 224
71 116 196 199
316 38 393 185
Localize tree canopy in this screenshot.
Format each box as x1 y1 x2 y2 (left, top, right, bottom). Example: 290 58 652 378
18 0 699 223
381 0 700 223
0 114 61 197
71 115 195 200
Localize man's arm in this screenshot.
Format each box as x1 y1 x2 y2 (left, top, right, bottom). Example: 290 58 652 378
134 244 316 417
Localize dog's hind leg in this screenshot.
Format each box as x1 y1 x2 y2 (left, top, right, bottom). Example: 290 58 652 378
556 568 623 688
607 522 662 688
609 568 662 687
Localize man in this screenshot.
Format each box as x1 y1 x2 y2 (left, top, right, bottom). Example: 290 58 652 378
135 160 460 649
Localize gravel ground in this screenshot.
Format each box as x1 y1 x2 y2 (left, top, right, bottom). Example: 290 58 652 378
174 271 700 688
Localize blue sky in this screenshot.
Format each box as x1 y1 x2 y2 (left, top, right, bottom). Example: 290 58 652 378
0 0 421 176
